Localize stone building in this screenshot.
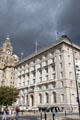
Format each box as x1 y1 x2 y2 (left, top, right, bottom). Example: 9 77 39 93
14 35 80 111
0 36 19 87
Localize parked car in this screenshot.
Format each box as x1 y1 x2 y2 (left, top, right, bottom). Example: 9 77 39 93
18 106 28 112
26 107 39 112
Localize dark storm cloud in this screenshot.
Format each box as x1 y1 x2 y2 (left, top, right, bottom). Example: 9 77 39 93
0 0 80 57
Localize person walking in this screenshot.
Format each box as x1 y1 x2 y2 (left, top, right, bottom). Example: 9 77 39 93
10 109 15 120
52 108 56 120
15 107 19 120
2 109 6 120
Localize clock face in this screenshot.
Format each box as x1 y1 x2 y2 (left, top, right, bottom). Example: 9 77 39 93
6 50 10 54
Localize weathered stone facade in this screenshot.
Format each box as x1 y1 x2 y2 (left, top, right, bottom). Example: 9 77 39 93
0 37 19 87
14 35 80 112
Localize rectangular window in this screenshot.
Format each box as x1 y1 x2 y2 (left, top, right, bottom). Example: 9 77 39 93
61 94 64 102
39 86 42 90
68 55 70 60
33 79 35 84
52 82 56 88
52 58 55 63
40 63 42 68
33 73 35 77
45 67 48 73
45 61 48 65
45 85 48 89
61 81 64 87
52 73 56 79
40 77 42 82
52 65 55 71
69 72 72 78
59 55 62 60
69 63 71 67
45 75 48 81
39 70 42 75
60 72 63 78
75 58 78 63
60 63 62 68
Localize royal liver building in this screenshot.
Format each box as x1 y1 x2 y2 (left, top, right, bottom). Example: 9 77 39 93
14 35 80 111
0 36 19 87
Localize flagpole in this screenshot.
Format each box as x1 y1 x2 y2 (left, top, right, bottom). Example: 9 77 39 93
35 40 38 53
21 52 24 60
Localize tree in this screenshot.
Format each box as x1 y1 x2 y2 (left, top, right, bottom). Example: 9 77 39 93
0 86 19 106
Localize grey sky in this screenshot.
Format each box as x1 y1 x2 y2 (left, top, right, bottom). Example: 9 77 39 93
0 0 80 57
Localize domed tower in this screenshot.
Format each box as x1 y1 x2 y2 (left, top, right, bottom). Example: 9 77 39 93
2 36 13 55
0 36 19 87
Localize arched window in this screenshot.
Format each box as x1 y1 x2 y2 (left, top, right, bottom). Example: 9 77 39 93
53 92 56 103
39 94 42 104
46 93 49 103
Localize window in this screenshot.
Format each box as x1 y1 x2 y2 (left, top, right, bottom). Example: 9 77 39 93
39 86 42 90
40 63 42 68
27 80 29 85
40 77 42 82
33 73 35 77
52 58 55 63
45 61 48 65
39 94 42 104
68 55 70 59
60 72 63 78
26 95 29 105
39 70 42 76
45 85 48 89
52 65 55 71
69 72 72 78
61 94 64 102
75 58 78 63
33 79 35 84
46 93 49 103
69 63 71 67
61 81 64 87
53 92 56 103
45 75 48 81
60 63 62 69
52 82 56 88
45 67 48 73
59 55 62 60
52 73 56 79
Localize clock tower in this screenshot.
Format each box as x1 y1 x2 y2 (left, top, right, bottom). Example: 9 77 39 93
0 36 19 87
2 36 13 55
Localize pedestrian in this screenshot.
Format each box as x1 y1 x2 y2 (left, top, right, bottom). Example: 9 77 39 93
10 109 15 120
15 107 19 120
2 109 6 120
52 108 56 120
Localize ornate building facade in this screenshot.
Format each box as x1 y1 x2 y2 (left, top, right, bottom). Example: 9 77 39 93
0 37 19 87
14 35 80 111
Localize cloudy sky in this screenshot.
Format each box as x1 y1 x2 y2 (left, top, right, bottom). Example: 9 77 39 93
0 0 80 58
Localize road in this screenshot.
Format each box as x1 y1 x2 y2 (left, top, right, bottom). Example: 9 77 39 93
0 115 41 120
0 112 80 120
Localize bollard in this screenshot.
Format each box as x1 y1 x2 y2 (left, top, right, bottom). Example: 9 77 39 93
40 112 42 120
65 110 66 116
44 111 47 120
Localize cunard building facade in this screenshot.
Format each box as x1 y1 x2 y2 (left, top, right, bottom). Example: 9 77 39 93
0 37 19 87
14 35 80 111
